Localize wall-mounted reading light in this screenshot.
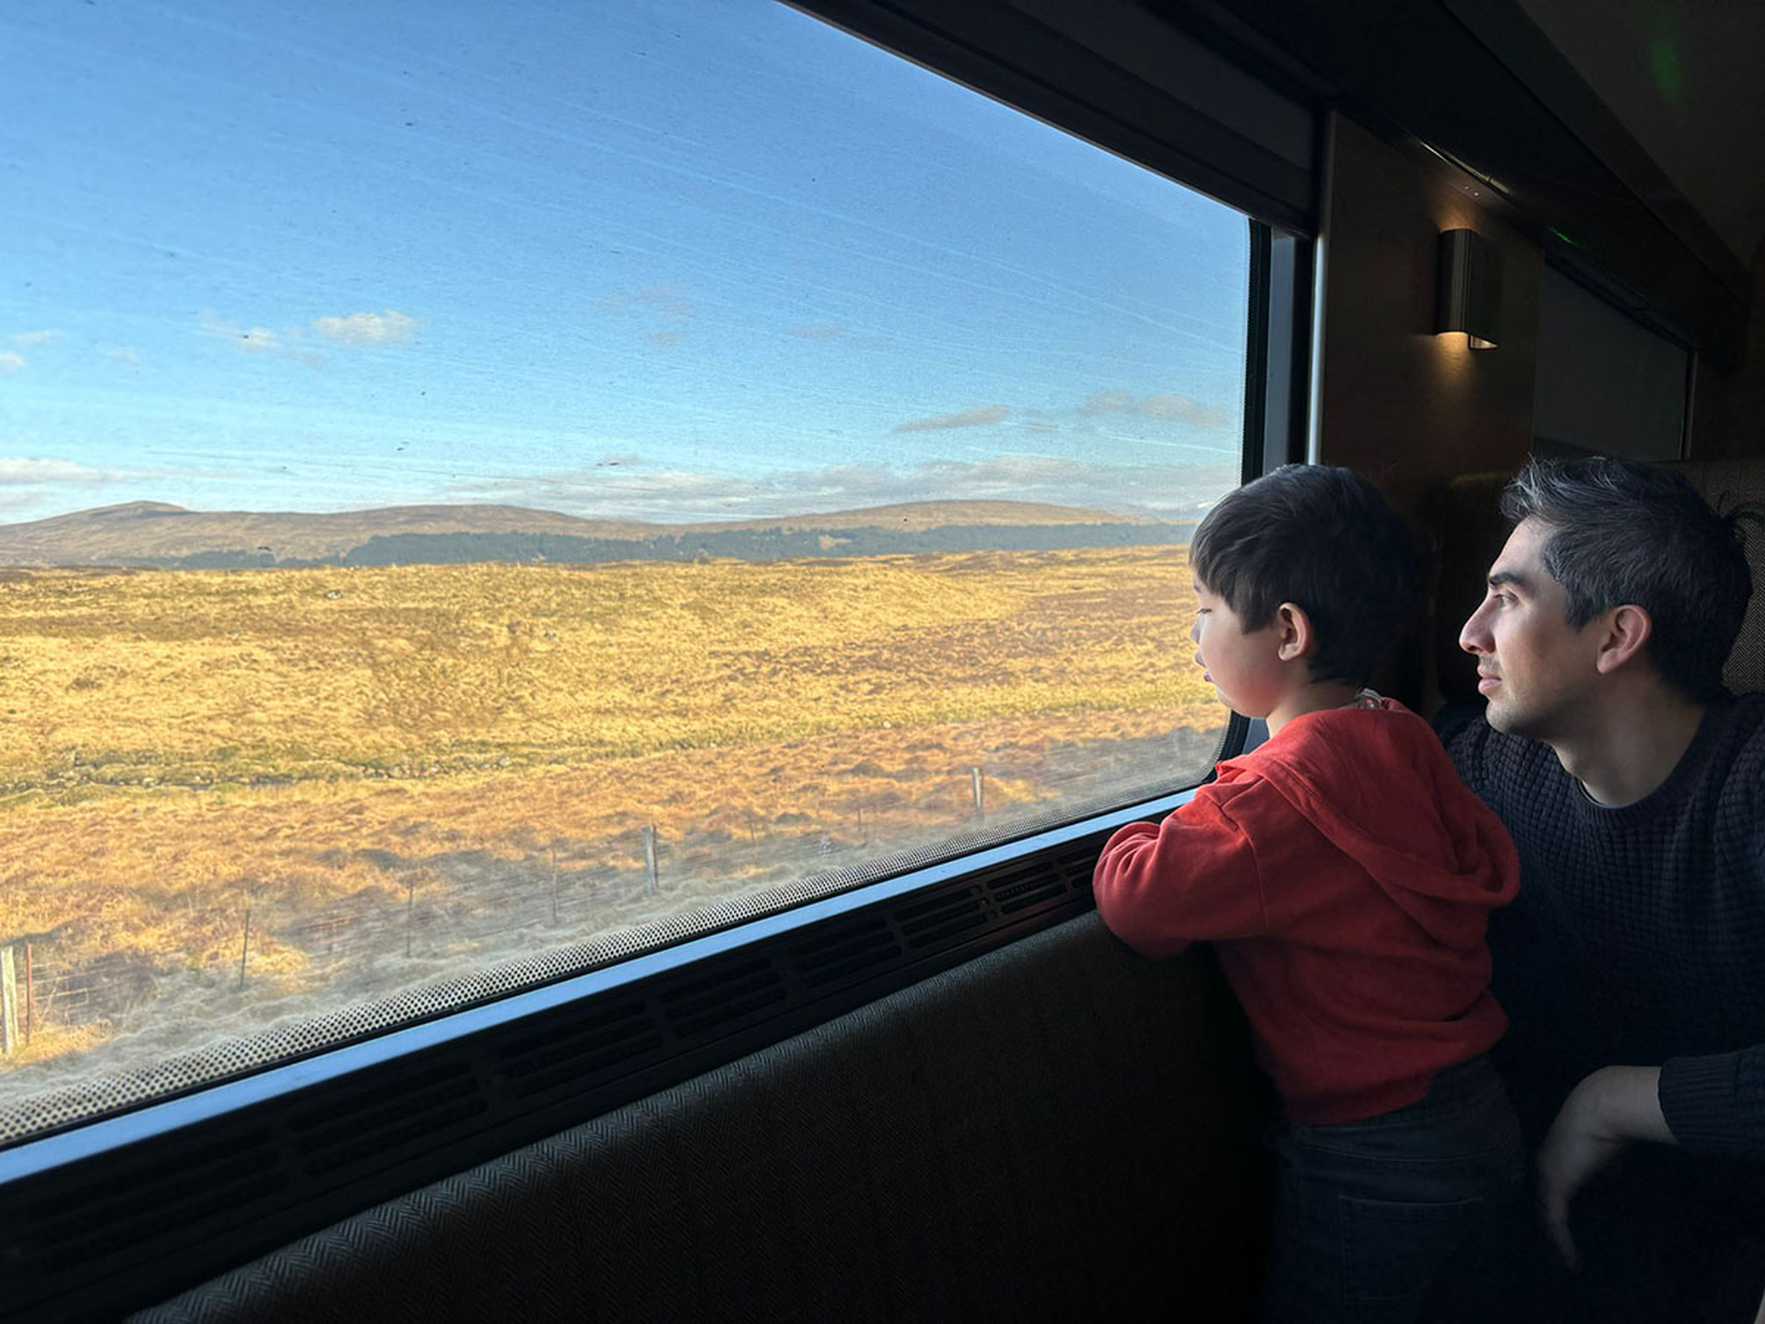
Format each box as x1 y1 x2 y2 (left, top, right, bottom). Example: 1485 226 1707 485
1436 228 1502 349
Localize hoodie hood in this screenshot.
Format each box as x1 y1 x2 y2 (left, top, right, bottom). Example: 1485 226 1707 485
1216 701 1519 950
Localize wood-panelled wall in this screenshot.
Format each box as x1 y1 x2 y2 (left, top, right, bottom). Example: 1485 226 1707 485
1315 114 1541 521
1313 115 1543 708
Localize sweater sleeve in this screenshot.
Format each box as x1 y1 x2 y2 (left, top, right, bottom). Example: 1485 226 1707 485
1657 800 1765 1156
1657 1048 1765 1158
1092 780 1268 958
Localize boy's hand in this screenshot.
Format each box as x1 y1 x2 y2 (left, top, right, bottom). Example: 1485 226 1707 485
1536 1065 1672 1272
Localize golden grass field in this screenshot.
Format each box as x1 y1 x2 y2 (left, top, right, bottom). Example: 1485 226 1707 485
0 547 1224 1086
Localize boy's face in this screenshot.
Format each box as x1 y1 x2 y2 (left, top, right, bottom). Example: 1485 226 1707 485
1192 580 1286 719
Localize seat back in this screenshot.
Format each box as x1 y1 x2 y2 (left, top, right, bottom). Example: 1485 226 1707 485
131 914 1271 1323
1664 459 1765 695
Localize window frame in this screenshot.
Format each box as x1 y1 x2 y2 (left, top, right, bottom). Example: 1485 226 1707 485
0 3 1316 1315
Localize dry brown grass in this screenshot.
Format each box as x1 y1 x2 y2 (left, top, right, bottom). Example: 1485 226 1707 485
0 547 1222 1072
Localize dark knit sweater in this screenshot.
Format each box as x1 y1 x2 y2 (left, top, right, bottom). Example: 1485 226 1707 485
1440 695 1765 1157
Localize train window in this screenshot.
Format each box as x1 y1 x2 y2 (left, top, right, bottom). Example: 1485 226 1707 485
0 0 1251 1142
1533 263 1691 460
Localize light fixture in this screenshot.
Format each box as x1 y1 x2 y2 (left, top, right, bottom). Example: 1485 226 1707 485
1436 228 1501 349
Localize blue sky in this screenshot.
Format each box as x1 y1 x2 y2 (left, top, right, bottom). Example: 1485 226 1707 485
0 1 1249 526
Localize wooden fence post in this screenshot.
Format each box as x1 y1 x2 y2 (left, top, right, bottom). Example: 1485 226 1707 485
643 826 659 897
237 905 252 990
971 767 985 819
24 941 33 1046
1 946 18 1057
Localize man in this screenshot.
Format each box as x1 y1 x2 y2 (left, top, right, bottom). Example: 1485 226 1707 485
1439 457 1765 1320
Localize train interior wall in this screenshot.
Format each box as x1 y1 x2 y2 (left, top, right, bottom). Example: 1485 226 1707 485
1315 111 1765 711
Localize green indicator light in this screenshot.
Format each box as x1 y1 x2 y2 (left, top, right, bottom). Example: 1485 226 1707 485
1650 38 1685 108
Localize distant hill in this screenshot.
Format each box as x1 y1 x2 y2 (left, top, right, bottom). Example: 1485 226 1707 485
0 499 1195 569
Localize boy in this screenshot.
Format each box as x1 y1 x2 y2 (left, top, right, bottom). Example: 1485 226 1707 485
1094 465 1524 1324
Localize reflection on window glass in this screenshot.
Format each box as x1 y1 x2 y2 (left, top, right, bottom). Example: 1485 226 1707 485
0 0 1246 1139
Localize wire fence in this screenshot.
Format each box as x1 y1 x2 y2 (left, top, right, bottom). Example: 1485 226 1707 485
0 946 154 1057
1 727 1224 1070
2 803 912 1059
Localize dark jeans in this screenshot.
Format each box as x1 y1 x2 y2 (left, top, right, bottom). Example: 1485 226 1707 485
1256 1055 1525 1324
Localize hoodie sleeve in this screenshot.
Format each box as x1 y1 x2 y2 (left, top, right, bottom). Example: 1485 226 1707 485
1092 779 1268 957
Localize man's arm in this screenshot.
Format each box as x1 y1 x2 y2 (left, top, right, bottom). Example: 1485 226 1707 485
1537 1065 1675 1271
1656 1045 1765 1155
1539 818 1765 1267
1657 810 1765 1156
1539 1051 1765 1270
1093 780 1269 958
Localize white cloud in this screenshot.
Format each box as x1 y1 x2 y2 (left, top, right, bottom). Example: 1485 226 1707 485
0 352 23 376
446 453 1237 524
102 346 142 368
889 390 1230 440
312 310 418 346
0 458 114 485
12 330 62 348
1078 390 1228 431
893 405 1011 434
200 313 324 367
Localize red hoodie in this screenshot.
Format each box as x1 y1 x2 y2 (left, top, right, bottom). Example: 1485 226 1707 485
1093 700 1520 1125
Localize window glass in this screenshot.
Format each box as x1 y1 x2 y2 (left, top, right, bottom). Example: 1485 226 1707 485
1534 265 1688 460
0 0 1247 1141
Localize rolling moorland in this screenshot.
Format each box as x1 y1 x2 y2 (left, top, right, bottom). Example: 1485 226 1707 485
0 501 1226 1113
0 497 1198 569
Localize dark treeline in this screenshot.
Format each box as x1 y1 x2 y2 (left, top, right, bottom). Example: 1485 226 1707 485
123 521 1199 571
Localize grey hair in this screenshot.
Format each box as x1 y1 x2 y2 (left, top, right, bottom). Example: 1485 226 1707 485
1500 457 1759 700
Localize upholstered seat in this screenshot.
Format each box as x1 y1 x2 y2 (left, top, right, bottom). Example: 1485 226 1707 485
132 916 1269 1323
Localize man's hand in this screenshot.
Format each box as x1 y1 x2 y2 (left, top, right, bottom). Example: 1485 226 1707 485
1536 1065 1674 1271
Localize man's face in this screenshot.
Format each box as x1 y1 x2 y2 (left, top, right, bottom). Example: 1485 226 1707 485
1458 519 1603 738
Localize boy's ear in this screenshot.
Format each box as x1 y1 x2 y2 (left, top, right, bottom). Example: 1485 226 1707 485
1274 601 1315 662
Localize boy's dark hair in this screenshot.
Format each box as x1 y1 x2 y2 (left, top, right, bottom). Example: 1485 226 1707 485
1500 457 1758 701
1190 464 1424 687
